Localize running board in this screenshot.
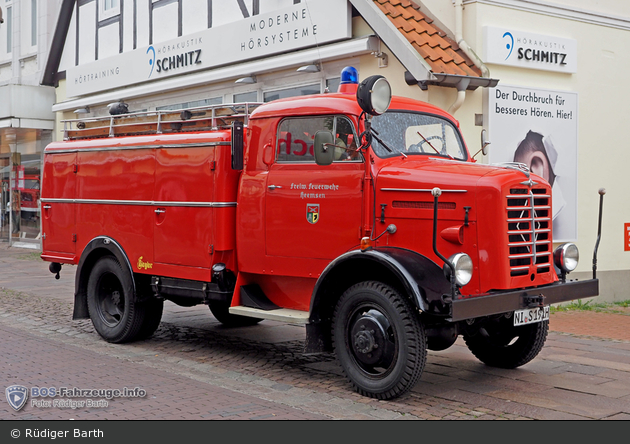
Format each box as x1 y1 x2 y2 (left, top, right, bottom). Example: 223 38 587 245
228 306 310 325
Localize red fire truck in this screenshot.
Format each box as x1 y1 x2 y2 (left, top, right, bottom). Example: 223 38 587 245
41 68 601 399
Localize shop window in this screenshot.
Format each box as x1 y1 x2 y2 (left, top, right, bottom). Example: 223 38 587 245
156 97 222 111
263 84 321 103
1 129 51 244
276 116 360 163
326 77 341 93
233 91 258 103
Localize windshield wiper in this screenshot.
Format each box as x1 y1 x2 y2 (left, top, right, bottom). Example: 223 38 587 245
370 127 393 153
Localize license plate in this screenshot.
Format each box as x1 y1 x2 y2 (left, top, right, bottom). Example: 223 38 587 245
513 306 550 326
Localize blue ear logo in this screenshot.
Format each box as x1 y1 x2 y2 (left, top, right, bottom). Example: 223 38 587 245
146 46 156 78
502 32 514 60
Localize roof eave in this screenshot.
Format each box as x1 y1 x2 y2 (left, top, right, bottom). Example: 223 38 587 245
349 0 437 83
41 0 75 87
405 71 499 91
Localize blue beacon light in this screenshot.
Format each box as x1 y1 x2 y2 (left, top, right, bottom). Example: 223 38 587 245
340 66 359 84
338 67 359 94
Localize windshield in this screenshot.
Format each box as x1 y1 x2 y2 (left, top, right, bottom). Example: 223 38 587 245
370 111 467 161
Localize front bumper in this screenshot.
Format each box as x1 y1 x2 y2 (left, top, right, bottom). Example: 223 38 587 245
449 278 599 322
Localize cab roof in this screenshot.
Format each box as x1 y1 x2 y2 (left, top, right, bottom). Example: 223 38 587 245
250 92 457 125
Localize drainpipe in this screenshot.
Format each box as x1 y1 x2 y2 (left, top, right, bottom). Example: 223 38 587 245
448 77 470 115
454 0 489 77
449 0 491 114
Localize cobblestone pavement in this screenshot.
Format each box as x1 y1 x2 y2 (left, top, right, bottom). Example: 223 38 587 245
1 243 629 420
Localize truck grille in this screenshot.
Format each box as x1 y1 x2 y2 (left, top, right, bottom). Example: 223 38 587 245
506 187 551 277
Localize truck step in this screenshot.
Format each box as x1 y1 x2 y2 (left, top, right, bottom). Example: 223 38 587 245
228 306 309 325
240 284 280 311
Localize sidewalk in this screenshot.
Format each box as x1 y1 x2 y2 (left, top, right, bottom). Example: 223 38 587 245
0 323 326 420
550 309 630 342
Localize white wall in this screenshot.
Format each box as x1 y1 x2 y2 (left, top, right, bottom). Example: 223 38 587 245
0 0 62 86
460 2 629 276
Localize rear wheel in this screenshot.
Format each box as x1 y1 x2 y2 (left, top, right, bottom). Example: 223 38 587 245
463 315 548 368
332 281 426 399
87 256 146 343
208 301 262 327
136 298 164 340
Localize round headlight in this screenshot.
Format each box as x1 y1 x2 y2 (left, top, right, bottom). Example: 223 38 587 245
554 243 579 273
356 75 392 116
443 253 473 287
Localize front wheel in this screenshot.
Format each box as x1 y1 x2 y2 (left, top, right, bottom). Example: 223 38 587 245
87 256 147 343
463 316 548 368
332 281 426 400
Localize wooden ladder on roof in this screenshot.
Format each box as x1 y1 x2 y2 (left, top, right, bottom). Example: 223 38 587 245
61 102 262 141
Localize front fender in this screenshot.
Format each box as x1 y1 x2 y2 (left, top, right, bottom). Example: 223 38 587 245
310 247 451 323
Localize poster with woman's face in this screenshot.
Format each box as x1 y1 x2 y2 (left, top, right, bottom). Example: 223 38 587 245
487 84 578 241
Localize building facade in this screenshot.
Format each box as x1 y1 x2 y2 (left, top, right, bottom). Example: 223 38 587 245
0 0 61 247
43 0 630 302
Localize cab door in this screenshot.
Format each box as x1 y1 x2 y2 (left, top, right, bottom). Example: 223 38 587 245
265 116 363 260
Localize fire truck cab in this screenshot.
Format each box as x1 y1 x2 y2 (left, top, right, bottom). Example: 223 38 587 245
41 67 600 399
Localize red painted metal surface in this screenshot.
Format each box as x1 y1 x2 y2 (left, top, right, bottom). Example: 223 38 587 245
41 92 558 312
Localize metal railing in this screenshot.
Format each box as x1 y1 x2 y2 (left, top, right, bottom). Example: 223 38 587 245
61 102 262 141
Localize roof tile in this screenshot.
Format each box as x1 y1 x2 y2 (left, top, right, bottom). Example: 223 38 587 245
373 0 482 77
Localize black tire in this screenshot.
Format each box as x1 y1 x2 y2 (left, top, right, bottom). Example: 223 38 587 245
332 281 426 400
208 301 262 327
86 256 146 343
136 298 164 340
463 316 548 368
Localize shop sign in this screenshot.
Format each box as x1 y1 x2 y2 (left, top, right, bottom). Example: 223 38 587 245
483 26 577 73
487 84 578 241
66 0 351 97
625 223 630 252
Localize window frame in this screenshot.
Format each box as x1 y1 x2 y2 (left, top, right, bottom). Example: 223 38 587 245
99 0 120 21
263 83 322 103
275 115 362 164
370 110 468 162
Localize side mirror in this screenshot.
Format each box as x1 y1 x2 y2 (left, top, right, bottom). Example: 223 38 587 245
481 128 490 156
314 131 335 166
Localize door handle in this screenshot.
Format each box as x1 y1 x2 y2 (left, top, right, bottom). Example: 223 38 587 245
268 185 282 190
155 208 166 214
